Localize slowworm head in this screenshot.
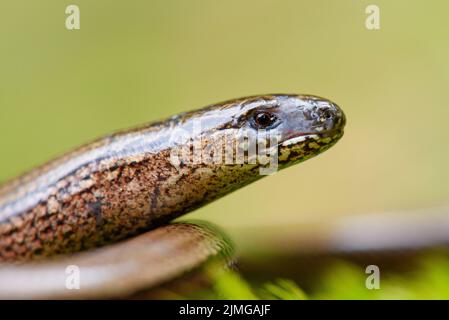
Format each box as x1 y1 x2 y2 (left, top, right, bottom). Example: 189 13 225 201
170 94 345 172
260 94 346 167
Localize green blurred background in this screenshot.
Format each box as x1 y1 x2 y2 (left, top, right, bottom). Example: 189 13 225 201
1 1 449 265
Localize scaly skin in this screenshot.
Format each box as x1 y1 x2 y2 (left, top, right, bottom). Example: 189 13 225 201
0 222 233 299
0 94 345 261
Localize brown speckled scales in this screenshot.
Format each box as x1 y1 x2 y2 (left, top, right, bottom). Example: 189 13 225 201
0 222 233 299
0 94 346 262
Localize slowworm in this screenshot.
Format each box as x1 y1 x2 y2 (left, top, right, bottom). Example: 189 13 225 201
0 94 346 298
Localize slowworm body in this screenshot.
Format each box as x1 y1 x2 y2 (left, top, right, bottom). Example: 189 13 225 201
0 94 345 262
0 94 346 297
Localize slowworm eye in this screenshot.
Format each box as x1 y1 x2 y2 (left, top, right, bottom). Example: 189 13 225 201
251 111 278 129
323 109 333 120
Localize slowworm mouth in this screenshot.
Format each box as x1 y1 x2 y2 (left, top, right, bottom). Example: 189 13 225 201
281 129 344 147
